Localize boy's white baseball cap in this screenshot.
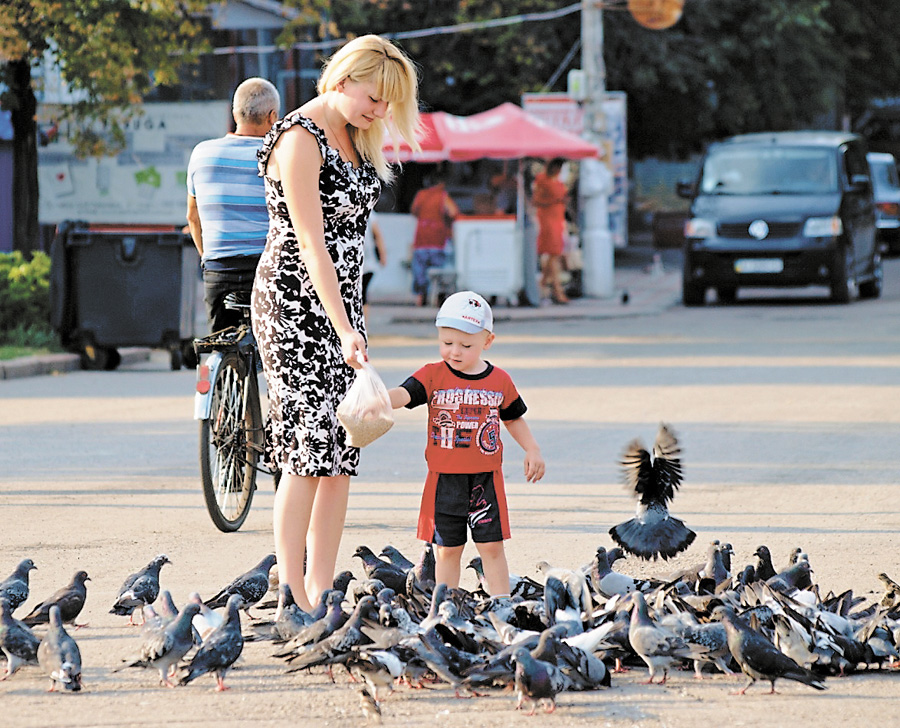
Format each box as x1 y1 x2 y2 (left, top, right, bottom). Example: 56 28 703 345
435 291 493 334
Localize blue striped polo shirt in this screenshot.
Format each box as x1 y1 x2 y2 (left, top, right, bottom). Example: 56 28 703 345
187 135 268 265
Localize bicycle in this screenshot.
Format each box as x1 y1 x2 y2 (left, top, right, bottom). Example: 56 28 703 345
192 291 277 532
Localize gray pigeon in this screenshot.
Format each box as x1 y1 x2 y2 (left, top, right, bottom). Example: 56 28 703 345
275 590 347 656
353 546 408 595
285 595 377 673
609 424 695 561
0 558 37 613
712 605 826 694
511 646 570 714
113 602 202 686
629 591 706 684
589 546 654 598
204 553 276 619
23 570 90 628
37 605 82 692
379 545 415 572
110 554 171 625
0 597 40 679
179 594 244 691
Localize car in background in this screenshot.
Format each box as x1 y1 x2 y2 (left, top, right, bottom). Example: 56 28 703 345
677 131 882 305
867 151 900 255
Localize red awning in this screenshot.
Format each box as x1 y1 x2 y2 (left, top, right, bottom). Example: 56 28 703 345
385 102 599 163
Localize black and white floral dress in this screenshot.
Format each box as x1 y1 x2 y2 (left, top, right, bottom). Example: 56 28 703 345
252 112 380 477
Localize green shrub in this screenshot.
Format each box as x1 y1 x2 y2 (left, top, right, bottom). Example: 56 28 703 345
0 251 58 347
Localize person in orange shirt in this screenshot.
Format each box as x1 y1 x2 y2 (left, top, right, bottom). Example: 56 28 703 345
410 175 459 306
532 157 570 304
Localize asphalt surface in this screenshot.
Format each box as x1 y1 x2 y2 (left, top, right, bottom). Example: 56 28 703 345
0 245 683 380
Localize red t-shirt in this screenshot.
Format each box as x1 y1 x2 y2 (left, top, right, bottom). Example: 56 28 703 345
401 361 527 474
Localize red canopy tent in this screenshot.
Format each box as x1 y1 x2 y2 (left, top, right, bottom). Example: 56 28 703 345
383 103 599 306
386 102 599 162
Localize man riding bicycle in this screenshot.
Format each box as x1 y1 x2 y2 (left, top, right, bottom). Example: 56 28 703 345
186 77 280 333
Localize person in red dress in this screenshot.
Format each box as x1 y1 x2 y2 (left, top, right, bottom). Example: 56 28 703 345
532 157 570 304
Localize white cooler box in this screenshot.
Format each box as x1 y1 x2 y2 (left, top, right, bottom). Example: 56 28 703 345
452 217 522 302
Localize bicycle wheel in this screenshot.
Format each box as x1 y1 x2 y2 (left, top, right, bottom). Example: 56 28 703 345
200 351 261 532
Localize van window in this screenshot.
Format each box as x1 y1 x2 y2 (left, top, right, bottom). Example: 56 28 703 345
700 146 838 195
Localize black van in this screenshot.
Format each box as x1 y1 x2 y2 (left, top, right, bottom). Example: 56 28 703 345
678 131 882 304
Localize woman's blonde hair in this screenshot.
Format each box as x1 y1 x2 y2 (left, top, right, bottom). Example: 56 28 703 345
318 34 421 182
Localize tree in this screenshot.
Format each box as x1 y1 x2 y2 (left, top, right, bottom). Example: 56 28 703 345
0 0 207 252
284 0 900 158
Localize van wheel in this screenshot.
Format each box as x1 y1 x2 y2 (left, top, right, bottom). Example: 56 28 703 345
859 253 883 299
717 286 737 304
830 245 855 304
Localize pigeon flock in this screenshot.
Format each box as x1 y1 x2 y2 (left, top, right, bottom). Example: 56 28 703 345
3 537 900 717
3 425 900 719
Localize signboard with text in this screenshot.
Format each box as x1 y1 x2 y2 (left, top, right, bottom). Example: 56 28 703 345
37 101 230 225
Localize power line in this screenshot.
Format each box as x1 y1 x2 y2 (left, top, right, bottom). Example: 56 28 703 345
209 3 583 56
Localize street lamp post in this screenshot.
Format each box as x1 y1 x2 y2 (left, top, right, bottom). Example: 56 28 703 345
579 0 615 298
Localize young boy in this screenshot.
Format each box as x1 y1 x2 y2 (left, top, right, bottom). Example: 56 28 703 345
387 291 545 596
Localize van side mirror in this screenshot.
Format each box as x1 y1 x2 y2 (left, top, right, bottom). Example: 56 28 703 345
676 180 695 199
849 174 870 192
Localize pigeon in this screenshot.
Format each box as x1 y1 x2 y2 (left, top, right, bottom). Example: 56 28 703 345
179 594 244 691
0 558 37 612
114 602 202 686
767 561 814 594
609 424 695 561
628 591 705 684
712 605 826 694
333 570 356 596
22 570 90 628
511 646 570 714
110 554 171 625
188 592 223 642
204 553 277 619
380 545 415 572
37 605 82 692
358 685 383 724
276 590 347 656
405 542 436 596
467 557 543 600
537 561 592 628
353 545 408 595
754 546 777 582
0 597 40 679
348 648 405 700
285 595 377 673
270 584 314 641
589 546 653 598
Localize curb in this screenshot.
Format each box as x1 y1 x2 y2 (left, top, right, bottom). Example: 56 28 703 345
0 347 152 381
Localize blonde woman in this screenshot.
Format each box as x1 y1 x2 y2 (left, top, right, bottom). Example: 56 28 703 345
252 35 420 612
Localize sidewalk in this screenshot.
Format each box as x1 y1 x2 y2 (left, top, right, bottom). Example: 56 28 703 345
0 246 683 380
371 245 683 329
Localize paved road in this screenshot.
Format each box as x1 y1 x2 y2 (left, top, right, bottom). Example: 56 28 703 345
2 253 900 726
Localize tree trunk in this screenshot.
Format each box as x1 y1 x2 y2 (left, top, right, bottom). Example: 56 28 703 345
10 59 40 253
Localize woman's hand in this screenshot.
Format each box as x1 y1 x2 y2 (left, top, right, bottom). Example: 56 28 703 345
340 329 368 368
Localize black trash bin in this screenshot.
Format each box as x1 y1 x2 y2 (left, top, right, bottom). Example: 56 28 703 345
50 221 199 370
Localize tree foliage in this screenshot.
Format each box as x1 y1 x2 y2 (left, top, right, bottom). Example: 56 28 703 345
284 0 900 157
0 0 207 156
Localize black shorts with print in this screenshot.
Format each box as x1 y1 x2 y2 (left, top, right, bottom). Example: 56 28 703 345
431 472 505 547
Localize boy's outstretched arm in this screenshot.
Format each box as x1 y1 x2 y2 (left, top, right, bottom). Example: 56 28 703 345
387 386 411 410
505 417 545 483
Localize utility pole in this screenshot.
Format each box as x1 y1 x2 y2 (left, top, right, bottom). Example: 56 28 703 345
579 0 614 298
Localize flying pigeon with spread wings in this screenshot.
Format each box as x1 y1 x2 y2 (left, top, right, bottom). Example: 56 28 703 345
609 424 695 561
